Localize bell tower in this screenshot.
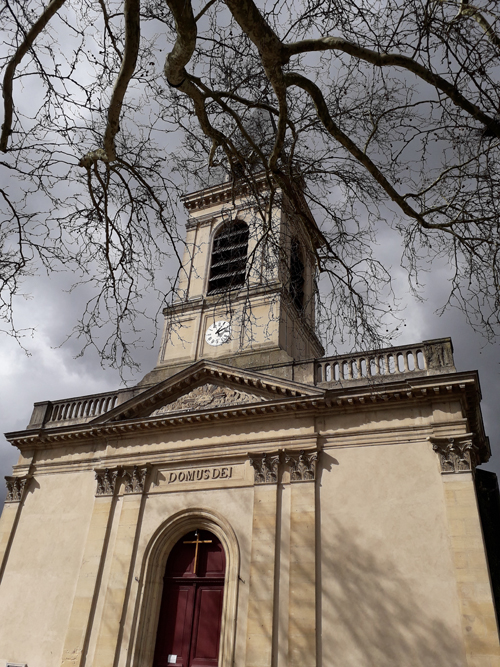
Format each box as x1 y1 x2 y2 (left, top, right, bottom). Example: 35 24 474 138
142 176 324 384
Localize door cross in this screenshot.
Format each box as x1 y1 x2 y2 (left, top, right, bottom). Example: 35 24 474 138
183 530 213 574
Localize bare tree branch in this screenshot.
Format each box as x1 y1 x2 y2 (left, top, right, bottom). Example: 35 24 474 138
1 0 67 152
284 36 500 139
1 0 500 366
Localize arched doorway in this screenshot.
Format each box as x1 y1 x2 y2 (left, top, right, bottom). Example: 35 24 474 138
153 529 226 667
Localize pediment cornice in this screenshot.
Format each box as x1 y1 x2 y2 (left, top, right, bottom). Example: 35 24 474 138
92 359 324 424
5 371 488 467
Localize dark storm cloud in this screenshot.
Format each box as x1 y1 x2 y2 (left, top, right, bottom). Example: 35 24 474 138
0 269 161 505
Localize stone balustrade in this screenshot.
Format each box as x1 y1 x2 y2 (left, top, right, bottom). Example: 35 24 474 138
50 393 119 423
26 388 137 429
25 338 455 429
315 337 455 385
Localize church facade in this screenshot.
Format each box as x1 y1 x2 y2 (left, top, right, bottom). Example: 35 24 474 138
0 179 499 667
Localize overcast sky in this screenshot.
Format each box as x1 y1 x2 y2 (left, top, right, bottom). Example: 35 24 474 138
0 233 499 507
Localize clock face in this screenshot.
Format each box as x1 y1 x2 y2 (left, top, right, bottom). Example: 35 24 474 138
205 320 231 346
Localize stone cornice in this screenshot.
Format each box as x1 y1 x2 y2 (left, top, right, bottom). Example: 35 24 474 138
184 199 256 229
161 282 283 317
15 338 464 434
181 175 325 249
5 372 487 463
181 174 272 213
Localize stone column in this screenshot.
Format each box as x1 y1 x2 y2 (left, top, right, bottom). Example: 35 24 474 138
60 468 120 667
286 451 317 667
433 437 500 665
246 454 280 667
92 465 148 667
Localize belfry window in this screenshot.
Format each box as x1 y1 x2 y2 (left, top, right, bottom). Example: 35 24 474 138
289 237 305 311
207 221 249 294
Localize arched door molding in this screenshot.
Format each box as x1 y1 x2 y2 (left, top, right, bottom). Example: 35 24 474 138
131 508 240 667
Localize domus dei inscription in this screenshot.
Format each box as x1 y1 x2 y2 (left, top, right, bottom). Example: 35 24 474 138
168 466 234 484
157 463 246 491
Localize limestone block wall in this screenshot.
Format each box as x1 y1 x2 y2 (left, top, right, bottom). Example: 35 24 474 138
65 483 250 667
319 440 467 666
0 387 498 667
0 470 96 666
442 474 500 666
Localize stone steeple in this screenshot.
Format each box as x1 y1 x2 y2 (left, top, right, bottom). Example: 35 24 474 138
142 176 324 385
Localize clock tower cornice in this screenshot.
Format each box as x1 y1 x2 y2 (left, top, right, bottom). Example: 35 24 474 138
163 282 284 315
182 173 271 213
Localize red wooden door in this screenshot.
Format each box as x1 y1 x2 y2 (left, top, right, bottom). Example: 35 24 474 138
153 530 226 667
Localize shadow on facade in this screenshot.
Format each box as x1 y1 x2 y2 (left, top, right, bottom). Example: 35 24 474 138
316 521 465 666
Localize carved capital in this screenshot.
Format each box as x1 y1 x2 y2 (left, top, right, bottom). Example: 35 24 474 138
5 475 29 502
95 468 119 496
249 453 280 485
285 450 318 482
122 465 149 494
432 436 478 474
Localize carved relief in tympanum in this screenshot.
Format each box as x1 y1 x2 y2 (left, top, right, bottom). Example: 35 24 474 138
150 383 263 416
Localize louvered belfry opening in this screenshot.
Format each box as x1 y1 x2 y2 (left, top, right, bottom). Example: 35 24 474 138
207 221 249 294
290 237 305 311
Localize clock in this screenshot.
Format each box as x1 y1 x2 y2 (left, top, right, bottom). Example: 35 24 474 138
205 320 231 346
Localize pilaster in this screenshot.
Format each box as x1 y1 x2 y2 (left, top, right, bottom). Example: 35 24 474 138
0 475 31 583
246 454 280 667
432 436 500 666
91 466 148 667
60 468 120 666
285 451 317 667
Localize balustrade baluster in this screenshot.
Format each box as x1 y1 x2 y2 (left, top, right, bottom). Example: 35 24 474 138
383 355 390 375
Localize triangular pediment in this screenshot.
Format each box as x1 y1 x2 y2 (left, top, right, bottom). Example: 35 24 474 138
91 359 324 424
